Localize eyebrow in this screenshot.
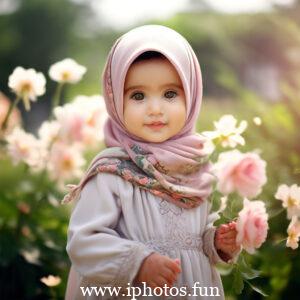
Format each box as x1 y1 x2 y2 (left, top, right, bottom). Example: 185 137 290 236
124 83 183 94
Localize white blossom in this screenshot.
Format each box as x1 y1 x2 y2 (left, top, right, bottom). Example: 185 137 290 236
40 275 61 287
38 120 61 148
21 248 40 264
5 127 45 169
53 94 108 148
49 58 86 84
202 114 247 148
275 184 300 219
47 142 85 185
286 216 300 249
253 116 262 126
8 67 46 110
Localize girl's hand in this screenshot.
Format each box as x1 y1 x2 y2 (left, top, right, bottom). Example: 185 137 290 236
215 221 241 257
133 253 181 289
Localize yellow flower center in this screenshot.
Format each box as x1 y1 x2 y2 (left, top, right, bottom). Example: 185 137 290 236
62 158 73 171
289 231 297 241
19 144 29 155
62 71 70 81
21 82 32 94
287 197 298 208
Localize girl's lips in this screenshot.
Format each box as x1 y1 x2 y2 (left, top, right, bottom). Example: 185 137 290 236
145 123 166 130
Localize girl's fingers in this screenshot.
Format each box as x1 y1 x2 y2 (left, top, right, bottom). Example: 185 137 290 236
219 231 237 239
161 268 177 285
218 222 237 234
164 259 181 274
229 221 236 228
219 224 229 233
148 279 157 289
217 228 237 237
219 238 237 245
154 275 171 289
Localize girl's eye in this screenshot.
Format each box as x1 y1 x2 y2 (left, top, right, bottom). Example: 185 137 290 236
131 92 144 101
164 91 177 99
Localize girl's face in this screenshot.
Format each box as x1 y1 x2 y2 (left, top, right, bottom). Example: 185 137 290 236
123 58 186 143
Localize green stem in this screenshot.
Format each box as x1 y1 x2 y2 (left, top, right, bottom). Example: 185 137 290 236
49 287 56 300
50 83 64 118
273 237 287 246
1 96 21 132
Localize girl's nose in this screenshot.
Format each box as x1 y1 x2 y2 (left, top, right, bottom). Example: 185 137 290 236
148 98 163 115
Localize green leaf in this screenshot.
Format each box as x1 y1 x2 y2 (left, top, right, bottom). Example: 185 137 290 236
218 263 234 276
233 268 244 294
241 269 260 280
246 281 268 297
238 254 260 280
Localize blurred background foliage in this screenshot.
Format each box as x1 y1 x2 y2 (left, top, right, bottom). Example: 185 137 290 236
0 0 299 299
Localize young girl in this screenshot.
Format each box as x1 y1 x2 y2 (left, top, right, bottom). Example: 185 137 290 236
64 25 240 300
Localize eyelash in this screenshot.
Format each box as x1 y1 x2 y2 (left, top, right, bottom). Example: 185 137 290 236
130 90 178 101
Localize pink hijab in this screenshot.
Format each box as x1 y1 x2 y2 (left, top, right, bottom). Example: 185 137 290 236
62 25 215 208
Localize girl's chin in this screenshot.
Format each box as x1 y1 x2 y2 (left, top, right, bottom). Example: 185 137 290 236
140 134 169 143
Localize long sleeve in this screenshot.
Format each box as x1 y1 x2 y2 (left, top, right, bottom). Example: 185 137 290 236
66 173 154 288
202 202 225 265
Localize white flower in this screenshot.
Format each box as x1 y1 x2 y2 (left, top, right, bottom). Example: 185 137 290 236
53 94 108 147
38 120 61 148
200 136 215 156
47 142 85 185
5 127 45 169
202 114 247 148
253 117 262 126
275 184 300 219
49 58 86 84
8 67 46 111
286 216 300 249
21 248 40 264
40 275 61 287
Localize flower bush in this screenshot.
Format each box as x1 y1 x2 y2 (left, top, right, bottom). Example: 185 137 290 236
202 112 299 296
0 59 107 299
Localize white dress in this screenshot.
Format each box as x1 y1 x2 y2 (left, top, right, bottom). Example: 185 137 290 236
65 172 228 300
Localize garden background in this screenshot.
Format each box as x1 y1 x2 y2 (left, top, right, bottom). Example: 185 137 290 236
0 0 299 299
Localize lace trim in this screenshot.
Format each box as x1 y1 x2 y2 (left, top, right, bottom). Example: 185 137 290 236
112 243 146 288
145 234 203 257
143 199 203 257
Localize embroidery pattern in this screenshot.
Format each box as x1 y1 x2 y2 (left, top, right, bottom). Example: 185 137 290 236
144 199 203 258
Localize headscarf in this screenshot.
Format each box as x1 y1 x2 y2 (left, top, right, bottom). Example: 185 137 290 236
62 25 215 209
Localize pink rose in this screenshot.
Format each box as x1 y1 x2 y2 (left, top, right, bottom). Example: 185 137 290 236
214 150 267 198
236 198 269 254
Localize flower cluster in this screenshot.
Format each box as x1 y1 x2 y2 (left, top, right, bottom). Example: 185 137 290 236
275 184 300 249
204 115 269 255
2 58 108 188
5 95 107 187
